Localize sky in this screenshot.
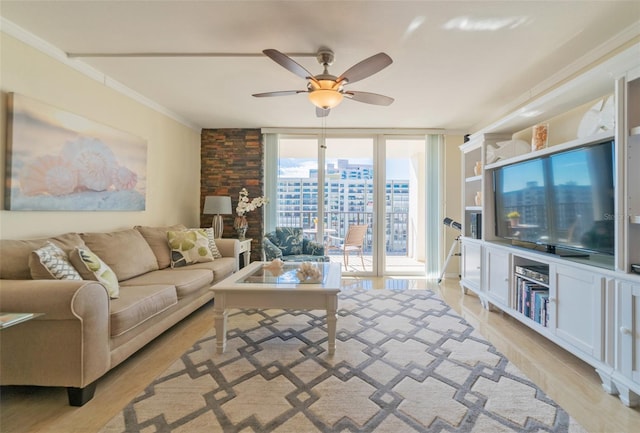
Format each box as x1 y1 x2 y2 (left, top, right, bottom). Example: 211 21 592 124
278 158 409 179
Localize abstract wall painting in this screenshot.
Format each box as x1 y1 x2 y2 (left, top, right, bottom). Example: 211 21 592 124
5 93 147 211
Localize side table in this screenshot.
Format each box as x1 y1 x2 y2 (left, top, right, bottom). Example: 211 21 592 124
238 238 252 269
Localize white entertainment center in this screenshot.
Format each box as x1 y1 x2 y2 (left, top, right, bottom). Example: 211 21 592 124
458 43 640 407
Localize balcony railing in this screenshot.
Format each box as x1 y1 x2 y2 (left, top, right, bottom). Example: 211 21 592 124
276 211 410 255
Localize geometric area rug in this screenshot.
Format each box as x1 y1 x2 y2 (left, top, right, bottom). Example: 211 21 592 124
100 289 586 433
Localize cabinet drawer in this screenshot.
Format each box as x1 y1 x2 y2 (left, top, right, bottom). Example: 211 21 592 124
238 240 250 253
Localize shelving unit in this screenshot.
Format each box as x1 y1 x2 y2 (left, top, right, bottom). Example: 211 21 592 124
625 68 640 272
460 140 483 240
615 277 640 407
460 134 511 242
456 42 640 407
607 64 640 408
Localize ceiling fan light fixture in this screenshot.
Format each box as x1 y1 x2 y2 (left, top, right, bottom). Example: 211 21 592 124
308 79 343 109
308 89 344 109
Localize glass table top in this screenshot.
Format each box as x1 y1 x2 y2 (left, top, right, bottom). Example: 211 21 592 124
237 262 331 285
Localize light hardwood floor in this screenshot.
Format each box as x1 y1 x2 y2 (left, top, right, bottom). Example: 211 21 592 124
1 277 639 433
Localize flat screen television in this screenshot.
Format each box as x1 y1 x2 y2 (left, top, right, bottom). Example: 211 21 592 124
493 139 615 256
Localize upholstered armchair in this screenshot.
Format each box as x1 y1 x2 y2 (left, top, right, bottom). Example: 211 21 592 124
263 227 329 262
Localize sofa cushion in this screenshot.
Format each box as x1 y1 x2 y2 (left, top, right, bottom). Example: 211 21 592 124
109 285 178 337
119 268 213 299
281 255 330 262
303 238 325 256
275 227 304 256
135 224 187 269
81 229 159 281
30 241 83 280
167 229 213 268
69 247 120 299
0 233 85 280
172 257 237 284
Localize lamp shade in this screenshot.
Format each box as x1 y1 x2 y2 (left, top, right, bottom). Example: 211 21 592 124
308 79 344 109
203 196 232 215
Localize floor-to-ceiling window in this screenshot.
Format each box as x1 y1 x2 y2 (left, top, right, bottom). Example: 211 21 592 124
382 137 428 275
270 136 319 229
264 130 441 277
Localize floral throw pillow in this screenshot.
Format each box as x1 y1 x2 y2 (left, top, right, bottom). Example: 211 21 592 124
70 247 120 299
167 229 214 268
204 227 222 259
32 241 82 280
275 227 304 256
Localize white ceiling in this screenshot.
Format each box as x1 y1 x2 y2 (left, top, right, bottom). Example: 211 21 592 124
1 1 639 132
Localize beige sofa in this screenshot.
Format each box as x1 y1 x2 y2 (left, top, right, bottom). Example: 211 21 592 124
0 225 240 406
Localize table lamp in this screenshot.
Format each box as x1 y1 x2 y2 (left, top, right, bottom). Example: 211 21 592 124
203 196 232 238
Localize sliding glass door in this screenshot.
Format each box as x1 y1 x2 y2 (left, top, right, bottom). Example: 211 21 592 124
324 137 375 273
267 132 433 277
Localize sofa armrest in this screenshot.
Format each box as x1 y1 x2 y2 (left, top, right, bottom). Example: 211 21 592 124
214 238 241 270
263 237 283 261
0 279 111 388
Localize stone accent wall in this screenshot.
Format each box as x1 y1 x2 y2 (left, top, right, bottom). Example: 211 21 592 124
201 129 264 261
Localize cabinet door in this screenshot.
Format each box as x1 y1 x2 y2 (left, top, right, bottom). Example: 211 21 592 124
618 280 640 386
461 240 482 291
553 265 605 360
484 246 510 307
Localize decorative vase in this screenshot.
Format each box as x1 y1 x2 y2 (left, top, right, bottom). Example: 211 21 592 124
474 161 482 176
234 215 248 239
475 191 482 206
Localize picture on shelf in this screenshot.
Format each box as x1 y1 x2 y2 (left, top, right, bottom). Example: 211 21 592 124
531 123 549 151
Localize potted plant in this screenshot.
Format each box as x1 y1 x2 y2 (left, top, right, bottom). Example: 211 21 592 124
234 188 268 239
507 211 520 227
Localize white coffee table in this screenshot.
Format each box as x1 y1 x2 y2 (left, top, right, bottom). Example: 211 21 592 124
210 261 341 355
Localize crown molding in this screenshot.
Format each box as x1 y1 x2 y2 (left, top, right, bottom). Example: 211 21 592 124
1 17 200 131
260 127 446 135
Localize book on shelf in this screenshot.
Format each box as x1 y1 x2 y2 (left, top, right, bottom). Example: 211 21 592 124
534 291 550 326
0 312 34 329
515 276 549 326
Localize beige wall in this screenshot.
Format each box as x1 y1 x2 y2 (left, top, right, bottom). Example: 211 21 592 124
443 134 463 277
0 32 201 239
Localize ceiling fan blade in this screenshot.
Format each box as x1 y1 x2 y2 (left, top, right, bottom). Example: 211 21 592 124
337 53 392 85
263 49 314 80
316 107 330 118
252 90 306 98
345 91 394 106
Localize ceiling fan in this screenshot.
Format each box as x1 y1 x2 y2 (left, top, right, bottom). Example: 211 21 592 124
252 48 394 117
